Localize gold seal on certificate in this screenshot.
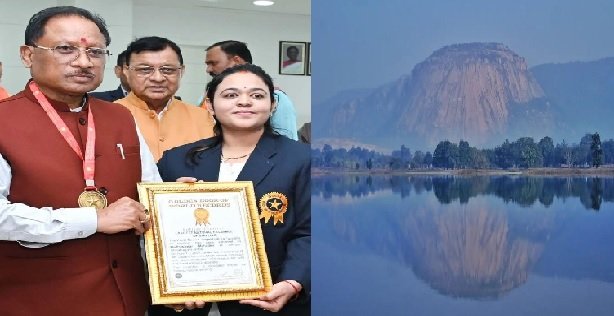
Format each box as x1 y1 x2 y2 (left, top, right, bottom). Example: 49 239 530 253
259 192 288 225
137 181 272 305
194 208 210 225
78 189 107 209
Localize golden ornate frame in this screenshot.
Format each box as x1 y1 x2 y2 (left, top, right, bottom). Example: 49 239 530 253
137 181 272 304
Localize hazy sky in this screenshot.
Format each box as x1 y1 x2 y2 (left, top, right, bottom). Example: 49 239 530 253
313 0 614 104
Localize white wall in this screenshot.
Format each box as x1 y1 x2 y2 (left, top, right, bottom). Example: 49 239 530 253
0 1 58 92
0 0 134 91
0 0 311 127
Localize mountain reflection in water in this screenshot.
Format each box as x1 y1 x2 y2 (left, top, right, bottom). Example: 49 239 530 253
313 175 614 315
405 204 549 299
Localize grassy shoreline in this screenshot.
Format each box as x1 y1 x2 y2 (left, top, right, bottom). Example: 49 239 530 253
312 167 614 177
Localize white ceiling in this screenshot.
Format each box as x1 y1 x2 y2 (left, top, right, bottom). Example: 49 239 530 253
134 0 310 15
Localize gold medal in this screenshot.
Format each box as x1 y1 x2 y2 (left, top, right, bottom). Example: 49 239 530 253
78 190 108 210
259 192 288 225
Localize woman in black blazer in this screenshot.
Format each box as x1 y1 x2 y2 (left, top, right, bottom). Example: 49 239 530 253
155 64 310 316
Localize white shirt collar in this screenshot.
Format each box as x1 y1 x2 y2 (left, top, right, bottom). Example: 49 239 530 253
69 97 89 113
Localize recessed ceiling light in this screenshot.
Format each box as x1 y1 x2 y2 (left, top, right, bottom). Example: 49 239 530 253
253 1 274 6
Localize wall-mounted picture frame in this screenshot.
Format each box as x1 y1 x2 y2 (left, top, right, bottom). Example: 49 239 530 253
306 42 311 76
279 41 307 75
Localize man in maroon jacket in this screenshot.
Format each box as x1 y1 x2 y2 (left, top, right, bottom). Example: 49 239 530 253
0 6 159 316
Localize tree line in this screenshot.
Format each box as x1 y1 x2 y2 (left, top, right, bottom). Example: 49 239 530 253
312 133 610 170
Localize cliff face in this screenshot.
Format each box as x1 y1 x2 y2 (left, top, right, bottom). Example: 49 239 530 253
399 43 545 145
322 75 413 138
314 42 552 148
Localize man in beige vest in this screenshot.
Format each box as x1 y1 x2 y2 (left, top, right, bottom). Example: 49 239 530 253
116 36 214 161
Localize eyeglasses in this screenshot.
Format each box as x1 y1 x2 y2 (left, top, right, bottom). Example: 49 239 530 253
31 44 110 63
127 66 183 78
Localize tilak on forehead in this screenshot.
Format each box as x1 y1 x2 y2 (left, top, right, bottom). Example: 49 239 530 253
80 37 88 44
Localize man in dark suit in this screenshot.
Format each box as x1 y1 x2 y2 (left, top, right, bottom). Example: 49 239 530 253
90 49 130 102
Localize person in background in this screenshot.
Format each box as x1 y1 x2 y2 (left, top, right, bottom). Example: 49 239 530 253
0 6 159 315
204 40 298 140
116 36 214 161
157 64 310 316
0 62 10 100
90 49 130 101
298 122 311 143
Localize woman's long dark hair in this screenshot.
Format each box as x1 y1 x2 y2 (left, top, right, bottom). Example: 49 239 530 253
186 64 277 165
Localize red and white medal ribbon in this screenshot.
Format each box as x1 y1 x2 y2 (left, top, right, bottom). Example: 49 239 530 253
28 81 98 189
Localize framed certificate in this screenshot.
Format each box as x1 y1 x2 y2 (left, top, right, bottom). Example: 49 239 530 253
137 182 272 304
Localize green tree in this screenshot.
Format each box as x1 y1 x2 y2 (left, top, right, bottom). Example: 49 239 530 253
400 145 411 164
515 137 543 168
411 150 425 168
323 144 333 167
495 139 514 168
603 139 614 164
424 152 433 168
469 148 490 169
366 158 373 170
458 140 470 169
482 149 496 167
433 141 459 169
538 136 555 167
577 134 593 166
389 157 403 170
558 140 574 167
591 132 604 168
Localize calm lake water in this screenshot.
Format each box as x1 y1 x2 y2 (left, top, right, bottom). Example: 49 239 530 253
312 175 614 316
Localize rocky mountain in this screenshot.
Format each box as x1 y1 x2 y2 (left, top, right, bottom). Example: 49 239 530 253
398 43 549 147
531 57 614 141
313 43 557 149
